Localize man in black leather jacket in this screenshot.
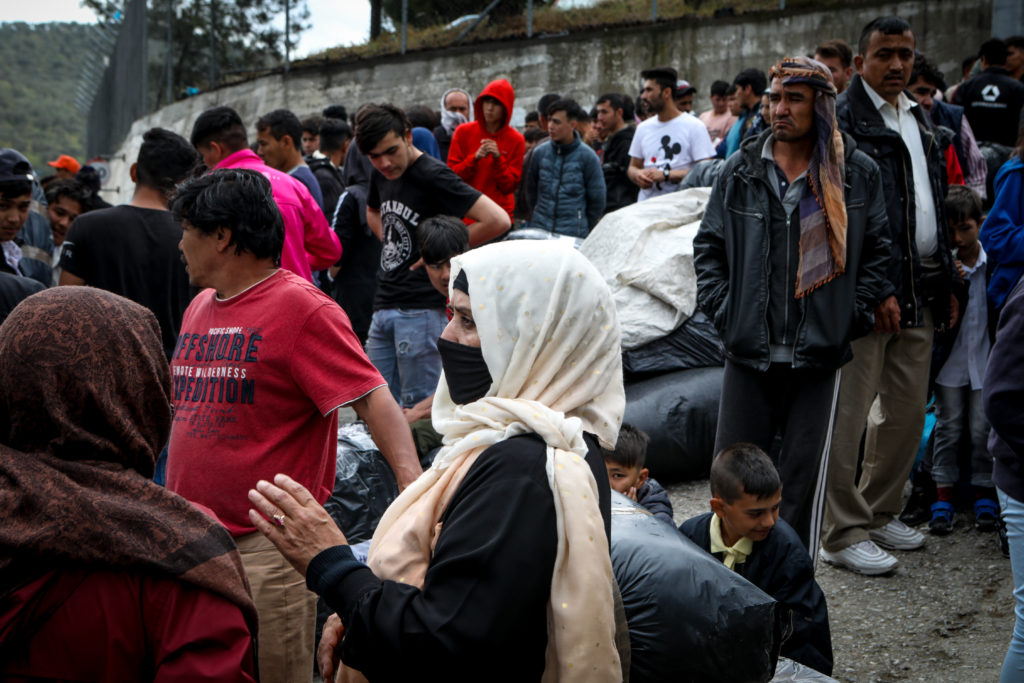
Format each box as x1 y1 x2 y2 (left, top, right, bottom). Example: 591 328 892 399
694 56 891 556
820 16 963 576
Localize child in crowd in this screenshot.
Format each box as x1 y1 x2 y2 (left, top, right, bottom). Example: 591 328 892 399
406 215 469 463
929 185 997 534
679 443 833 675
602 423 673 525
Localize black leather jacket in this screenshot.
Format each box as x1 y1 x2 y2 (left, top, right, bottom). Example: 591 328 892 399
836 74 961 329
693 129 891 372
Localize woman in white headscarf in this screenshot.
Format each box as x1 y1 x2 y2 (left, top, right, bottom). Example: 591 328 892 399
249 240 624 682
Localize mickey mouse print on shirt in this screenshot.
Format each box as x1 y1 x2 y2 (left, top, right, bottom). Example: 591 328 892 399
629 111 717 201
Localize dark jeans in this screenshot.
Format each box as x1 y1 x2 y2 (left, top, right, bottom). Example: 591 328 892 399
714 359 840 558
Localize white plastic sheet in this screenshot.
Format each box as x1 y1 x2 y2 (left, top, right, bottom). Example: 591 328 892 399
580 188 712 350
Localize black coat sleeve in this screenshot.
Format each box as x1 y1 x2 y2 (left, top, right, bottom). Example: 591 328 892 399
308 435 562 682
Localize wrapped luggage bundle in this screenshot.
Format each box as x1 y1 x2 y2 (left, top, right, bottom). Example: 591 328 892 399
611 494 779 682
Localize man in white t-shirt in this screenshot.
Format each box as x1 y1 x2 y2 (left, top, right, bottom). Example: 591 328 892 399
628 66 716 201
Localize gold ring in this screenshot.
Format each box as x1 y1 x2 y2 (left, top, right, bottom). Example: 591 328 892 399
273 513 286 527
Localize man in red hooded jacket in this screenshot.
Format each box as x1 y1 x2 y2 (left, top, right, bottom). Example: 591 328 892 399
447 78 525 223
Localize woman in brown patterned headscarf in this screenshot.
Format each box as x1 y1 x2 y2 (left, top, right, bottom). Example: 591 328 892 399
0 287 258 681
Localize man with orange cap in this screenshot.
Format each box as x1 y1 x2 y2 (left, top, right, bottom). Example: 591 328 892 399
47 154 80 180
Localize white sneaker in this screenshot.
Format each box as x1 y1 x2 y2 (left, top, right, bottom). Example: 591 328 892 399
819 540 898 576
869 518 926 551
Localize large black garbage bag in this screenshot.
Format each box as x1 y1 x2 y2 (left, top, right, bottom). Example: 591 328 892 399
317 422 400 669
611 494 779 683
624 367 723 483
622 311 724 381
323 422 399 544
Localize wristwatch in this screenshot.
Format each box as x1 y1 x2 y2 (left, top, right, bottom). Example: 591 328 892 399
663 168 672 183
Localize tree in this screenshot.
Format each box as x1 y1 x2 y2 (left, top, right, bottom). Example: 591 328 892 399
84 0 310 103
380 0 548 31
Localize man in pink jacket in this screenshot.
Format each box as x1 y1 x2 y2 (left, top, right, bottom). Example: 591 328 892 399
190 106 339 281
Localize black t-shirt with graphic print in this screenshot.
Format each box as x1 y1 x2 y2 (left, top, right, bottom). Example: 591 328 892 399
368 153 480 311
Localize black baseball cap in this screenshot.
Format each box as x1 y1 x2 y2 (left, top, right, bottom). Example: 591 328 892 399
0 149 35 183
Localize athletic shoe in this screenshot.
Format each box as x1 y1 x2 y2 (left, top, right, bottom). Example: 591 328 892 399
820 540 899 576
928 501 954 536
869 518 926 550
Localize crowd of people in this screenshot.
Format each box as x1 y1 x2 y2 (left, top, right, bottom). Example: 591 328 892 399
2 12 1024 682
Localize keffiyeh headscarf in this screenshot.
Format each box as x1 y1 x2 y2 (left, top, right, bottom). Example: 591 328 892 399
439 87 473 134
769 56 847 298
366 241 624 683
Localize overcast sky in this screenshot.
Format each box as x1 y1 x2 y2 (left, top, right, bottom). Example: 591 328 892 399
3 0 371 57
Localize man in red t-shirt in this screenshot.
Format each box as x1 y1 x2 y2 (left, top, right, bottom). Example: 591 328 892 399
166 168 420 682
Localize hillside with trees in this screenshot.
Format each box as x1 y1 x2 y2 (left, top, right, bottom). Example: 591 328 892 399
0 22 93 175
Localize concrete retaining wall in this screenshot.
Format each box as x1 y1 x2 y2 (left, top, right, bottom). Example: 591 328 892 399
103 0 992 201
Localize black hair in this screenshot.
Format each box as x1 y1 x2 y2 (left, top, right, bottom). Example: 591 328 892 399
546 97 583 120
857 16 913 56
524 127 548 144
406 105 439 131
733 68 767 97
418 215 469 265
709 80 731 97
945 184 983 224
1007 35 1024 51
136 127 200 197
190 105 248 151
709 443 781 503
620 93 635 121
322 104 348 121
525 110 539 124
726 84 738 96
537 93 561 118
597 92 625 114
910 53 947 91
300 115 324 136
815 38 853 69
256 109 302 151
601 423 649 470
170 169 284 264
74 166 102 195
570 105 591 123
355 103 410 154
44 178 91 211
0 180 33 200
319 118 352 154
978 38 1008 67
640 66 677 94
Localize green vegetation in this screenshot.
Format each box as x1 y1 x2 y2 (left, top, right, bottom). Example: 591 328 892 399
0 22 92 176
303 0 838 64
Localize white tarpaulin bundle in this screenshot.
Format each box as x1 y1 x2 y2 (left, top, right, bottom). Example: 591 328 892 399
580 187 712 350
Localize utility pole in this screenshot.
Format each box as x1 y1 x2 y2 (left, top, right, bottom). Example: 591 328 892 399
209 0 217 89
285 0 291 74
165 0 173 104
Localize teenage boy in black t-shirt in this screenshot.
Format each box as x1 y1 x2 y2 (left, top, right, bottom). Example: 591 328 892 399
356 104 509 409
60 128 200 360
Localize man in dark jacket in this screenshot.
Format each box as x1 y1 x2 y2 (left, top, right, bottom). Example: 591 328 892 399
525 98 605 237
595 93 637 214
694 56 891 555
821 16 962 576
954 38 1024 148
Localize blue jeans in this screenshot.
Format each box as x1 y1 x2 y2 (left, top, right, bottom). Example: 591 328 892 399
932 385 993 487
365 307 447 408
999 488 1024 682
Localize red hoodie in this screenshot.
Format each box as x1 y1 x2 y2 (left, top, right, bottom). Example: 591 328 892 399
448 79 525 221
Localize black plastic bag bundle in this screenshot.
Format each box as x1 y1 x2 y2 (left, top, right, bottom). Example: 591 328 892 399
622 311 724 381
623 367 723 482
323 422 399 544
317 422 400 669
611 494 779 683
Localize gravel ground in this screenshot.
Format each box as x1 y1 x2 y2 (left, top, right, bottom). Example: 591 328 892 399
666 480 1014 683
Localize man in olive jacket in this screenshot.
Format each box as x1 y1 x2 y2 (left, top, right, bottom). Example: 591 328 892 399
694 56 891 557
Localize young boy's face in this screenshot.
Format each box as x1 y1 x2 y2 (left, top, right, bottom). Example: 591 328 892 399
605 461 648 496
0 192 31 243
426 259 453 297
710 487 782 547
949 216 981 253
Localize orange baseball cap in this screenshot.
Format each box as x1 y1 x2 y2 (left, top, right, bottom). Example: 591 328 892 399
47 154 81 174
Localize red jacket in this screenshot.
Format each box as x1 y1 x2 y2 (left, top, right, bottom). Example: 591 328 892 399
0 570 257 682
448 79 525 220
